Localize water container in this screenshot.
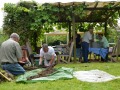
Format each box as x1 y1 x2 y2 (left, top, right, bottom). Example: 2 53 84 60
34 59 39 67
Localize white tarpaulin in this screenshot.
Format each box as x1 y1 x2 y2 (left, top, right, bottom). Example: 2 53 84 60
73 69 120 82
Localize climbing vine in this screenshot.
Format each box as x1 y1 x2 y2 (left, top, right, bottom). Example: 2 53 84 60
3 1 120 50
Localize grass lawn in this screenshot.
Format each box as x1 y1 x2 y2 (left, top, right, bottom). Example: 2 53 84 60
0 62 120 90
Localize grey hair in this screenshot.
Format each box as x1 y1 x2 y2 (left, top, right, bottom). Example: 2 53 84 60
42 44 48 49
10 33 20 40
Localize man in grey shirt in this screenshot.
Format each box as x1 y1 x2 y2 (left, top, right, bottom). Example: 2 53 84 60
0 33 25 75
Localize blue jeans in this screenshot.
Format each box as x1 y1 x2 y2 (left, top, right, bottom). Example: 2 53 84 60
1 63 25 75
82 42 89 62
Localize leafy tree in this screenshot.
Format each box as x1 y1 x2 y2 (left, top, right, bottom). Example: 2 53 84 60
3 1 120 52
3 1 40 50
3 1 59 51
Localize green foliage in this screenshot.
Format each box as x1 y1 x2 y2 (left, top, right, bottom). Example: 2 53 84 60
43 35 67 46
3 2 38 39
0 34 8 46
3 1 120 51
74 4 87 19
3 1 59 51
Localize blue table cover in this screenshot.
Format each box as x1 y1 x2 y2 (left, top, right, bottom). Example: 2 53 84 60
89 48 108 59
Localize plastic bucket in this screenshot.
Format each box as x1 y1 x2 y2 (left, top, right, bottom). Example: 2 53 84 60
34 59 39 67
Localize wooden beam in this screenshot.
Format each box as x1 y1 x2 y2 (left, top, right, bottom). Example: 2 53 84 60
0 72 12 81
55 19 106 23
83 7 120 10
105 10 118 21
87 2 98 21
104 2 120 21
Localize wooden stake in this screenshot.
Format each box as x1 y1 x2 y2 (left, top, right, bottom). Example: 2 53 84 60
0 72 12 81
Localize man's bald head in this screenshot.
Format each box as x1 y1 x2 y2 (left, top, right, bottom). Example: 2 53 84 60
10 33 20 42
42 44 48 53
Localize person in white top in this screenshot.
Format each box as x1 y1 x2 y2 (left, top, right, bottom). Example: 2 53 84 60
82 30 93 43
39 44 56 67
81 26 94 63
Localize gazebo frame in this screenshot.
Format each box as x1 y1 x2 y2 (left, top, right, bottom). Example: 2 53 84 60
41 0 120 62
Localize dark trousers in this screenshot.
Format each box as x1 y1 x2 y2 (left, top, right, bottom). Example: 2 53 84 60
1 63 25 75
82 42 89 62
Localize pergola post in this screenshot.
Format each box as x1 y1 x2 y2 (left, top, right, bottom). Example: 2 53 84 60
68 22 71 41
67 33 69 44
46 35 48 43
72 13 76 62
104 21 107 36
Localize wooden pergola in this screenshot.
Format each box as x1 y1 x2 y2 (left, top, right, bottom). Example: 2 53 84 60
40 0 120 62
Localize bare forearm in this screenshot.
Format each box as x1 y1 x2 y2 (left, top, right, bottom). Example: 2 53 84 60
18 58 25 63
49 56 55 65
39 57 43 64
18 58 22 62
25 57 29 61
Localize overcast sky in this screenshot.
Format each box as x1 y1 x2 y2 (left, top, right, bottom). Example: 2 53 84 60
0 0 119 28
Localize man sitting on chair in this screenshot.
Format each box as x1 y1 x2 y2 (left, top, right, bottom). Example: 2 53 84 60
39 44 56 67
98 33 109 62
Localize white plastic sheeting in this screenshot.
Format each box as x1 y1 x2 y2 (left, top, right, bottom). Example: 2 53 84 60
73 69 120 82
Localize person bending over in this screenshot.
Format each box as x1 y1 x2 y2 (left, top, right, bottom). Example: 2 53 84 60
39 44 56 67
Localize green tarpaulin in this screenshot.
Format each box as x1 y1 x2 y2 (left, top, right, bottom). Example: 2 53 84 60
16 67 73 83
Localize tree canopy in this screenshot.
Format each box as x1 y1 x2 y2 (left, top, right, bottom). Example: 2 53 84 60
3 1 120 51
